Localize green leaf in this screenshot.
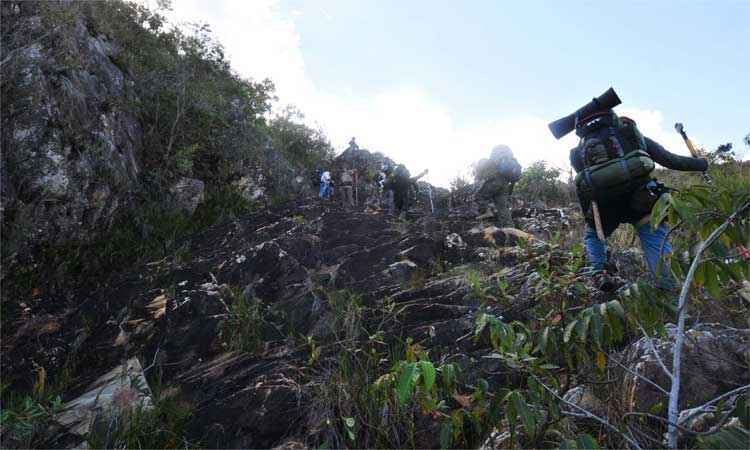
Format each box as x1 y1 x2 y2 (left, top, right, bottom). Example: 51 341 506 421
440 363 456 393
591 311 603 346
439 421 453 449
651 193 671 230
564 319 578 343
539 326 550 355
606 300 625 320
511 392 537 438
396 362 419 406
475 313 489 336
419 360 436 392
577 312 592 343
667 194 690 221
575 434 600 450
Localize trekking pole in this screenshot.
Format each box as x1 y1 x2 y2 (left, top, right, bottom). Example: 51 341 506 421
591 200 606 241
675 123 712 185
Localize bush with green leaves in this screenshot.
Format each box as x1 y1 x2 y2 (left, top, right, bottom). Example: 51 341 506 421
514 161 572 206
0 392 63 449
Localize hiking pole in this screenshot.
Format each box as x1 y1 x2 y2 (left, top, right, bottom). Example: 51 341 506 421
591 200 606 241
675 122 712 184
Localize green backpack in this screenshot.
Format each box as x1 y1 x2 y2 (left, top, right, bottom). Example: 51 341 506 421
570 111 655 202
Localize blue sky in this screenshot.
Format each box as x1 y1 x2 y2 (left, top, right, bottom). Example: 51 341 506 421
162 0 748 186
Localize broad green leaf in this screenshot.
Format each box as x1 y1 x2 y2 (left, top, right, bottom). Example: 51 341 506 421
667 195 690 222
564 319 578 343
418 360 436 392
591 311 603 346
396 362 418 406
606 300 625 320
511 392 537 437
577 312 592 343
651 194 671 230
440 363 456 393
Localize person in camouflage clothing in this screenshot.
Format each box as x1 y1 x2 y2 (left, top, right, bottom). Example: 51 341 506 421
475 145 522 227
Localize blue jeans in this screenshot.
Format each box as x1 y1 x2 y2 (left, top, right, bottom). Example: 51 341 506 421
319 182 332 199
584 222 674 288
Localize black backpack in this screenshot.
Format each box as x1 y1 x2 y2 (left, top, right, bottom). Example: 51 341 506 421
570 111 655 202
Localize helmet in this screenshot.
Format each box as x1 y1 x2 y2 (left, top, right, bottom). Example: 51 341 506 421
490 145 513 161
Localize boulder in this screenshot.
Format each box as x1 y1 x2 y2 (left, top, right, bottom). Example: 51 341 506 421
169 177 205 215
387 260 419 283
55 358 153 437
618 323 750 417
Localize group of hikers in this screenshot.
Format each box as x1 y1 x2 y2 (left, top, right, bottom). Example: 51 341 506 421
317 138 429 216
317 89 710 291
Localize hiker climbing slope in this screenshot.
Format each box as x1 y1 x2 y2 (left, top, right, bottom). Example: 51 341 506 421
475 145 522 227
553 93 707 288
340 167 355 208
383 164 427 217
319 170 334 200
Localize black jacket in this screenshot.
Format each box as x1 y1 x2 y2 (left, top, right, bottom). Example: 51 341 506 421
570 137 707 173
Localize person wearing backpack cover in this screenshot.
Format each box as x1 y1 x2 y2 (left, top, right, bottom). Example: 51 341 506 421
569 110 708 289
475 145 522 227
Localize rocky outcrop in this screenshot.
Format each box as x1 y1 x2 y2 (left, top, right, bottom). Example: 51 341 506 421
1 2 142 257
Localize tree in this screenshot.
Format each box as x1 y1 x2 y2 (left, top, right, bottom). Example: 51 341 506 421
514 161 570 206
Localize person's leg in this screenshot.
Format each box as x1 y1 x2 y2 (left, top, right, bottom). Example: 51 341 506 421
636 222 674 289
319 182 326 198
493 190 513 227
584 225 607 271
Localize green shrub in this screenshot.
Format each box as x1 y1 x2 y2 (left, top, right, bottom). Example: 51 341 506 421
514 161 572 206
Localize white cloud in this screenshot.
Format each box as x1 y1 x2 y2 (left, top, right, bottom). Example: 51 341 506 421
142 0 702 188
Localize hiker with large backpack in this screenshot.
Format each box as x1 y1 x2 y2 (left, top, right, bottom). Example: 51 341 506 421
475 145 522 227
565 108 707 289
383 164 428 217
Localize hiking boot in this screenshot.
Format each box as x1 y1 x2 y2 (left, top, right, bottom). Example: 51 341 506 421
579 267 624 293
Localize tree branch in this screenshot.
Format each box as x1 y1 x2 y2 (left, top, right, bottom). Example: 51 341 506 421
530 374 643 450
666 201 750 448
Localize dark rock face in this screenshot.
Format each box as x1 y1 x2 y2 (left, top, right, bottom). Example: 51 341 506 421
1 3 142 256
4 193 746 448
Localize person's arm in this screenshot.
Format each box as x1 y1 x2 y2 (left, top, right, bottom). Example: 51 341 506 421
645 137 708 172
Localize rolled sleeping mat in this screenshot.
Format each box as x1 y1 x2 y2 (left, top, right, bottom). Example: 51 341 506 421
548 87 622 139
